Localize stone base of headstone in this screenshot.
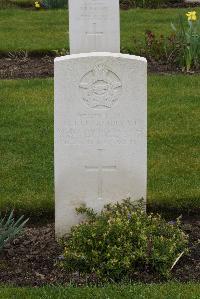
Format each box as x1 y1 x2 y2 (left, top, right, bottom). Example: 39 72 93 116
54 53 147 237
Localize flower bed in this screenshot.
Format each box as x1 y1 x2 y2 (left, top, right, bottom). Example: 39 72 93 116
0 217 199 286
2 0 200 10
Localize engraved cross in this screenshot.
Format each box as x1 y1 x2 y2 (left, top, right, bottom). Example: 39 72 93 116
85 23 103 51
85 149 117 200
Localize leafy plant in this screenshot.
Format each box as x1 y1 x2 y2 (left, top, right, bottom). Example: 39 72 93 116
61 199 188 281
143 30 178 64
53 48 68 56
42 0 67 9
138 11 200 72
0 211 29 251
0 0 12 8
119 0 182 9
171 12 200 72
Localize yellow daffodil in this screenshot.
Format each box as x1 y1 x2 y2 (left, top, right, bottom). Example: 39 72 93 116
186 11 197 21
35 1 40 8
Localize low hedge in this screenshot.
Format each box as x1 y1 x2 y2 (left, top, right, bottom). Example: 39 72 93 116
120 0 183 9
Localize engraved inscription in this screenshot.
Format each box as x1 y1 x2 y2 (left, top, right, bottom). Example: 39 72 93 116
85 23 103 51
59 113 143 146
79 65 122 109
85 149 117 200
79 0 109 21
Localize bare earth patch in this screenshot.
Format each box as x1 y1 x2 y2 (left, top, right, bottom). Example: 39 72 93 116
0 56 191 80
0 56 54 80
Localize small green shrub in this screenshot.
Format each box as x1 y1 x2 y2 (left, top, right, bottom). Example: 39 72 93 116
61 200 188 281
141 30 178 65
120 0 182 9
0 0 33 8
0 0 12 8
42 0 67 9
0 211 28 251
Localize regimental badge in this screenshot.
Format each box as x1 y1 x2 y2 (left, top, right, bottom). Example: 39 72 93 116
79 64 122 109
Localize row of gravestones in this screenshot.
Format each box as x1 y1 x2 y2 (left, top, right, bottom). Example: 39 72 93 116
55 0 147 237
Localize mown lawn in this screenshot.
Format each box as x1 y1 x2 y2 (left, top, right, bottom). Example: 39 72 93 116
0 75 199 218
0 283 200 299
1 8 200 53
148 75 200 213
0 79 54 218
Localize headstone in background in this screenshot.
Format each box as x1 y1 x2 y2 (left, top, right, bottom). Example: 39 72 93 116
68 0 120 54
54 53 147 237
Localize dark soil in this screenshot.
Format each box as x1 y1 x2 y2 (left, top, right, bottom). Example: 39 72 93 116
0 56 190 80
0 218 199 287
0 56 54 80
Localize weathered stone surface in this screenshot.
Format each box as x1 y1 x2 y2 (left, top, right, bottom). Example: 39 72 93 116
54 53 147 237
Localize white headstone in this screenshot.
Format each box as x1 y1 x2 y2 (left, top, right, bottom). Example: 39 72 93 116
55 53 147 237
69 0 120 54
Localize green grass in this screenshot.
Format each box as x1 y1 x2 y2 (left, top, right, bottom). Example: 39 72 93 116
0 75 199 218
0 8 200 53
0 283 200 299
148 75 200 213
0 79 54 218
